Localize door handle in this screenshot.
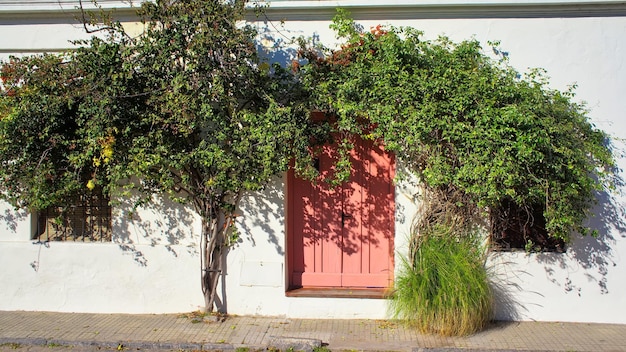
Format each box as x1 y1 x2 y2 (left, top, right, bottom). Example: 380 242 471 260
341 212 352 226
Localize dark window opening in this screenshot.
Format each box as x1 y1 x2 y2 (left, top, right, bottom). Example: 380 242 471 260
490 198 565 252
35 190 112 242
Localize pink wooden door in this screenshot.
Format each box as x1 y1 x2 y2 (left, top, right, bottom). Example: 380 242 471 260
288 135 395 289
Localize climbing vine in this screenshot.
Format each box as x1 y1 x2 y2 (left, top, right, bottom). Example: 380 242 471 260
298 10 614 247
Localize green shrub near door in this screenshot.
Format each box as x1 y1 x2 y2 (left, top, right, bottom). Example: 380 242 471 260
389 227 493 336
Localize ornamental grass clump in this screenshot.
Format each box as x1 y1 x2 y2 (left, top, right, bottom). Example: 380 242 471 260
390 226 493 336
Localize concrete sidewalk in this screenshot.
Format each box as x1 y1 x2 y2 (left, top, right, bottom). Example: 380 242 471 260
1 311 625 351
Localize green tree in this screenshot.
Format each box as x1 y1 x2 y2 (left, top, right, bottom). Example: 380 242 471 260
0 0 314 312
298 10 614 247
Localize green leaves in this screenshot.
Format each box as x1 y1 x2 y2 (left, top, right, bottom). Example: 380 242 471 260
300 10 614 242
0 0 315 220
0 2 614 248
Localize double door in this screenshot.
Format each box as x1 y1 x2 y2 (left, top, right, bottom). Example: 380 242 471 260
288 136 395 288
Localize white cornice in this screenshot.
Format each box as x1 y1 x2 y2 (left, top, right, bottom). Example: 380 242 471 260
265 0 626 8
257 0 626 20
1 0 625 19
0 0 140 20
0 0 136 12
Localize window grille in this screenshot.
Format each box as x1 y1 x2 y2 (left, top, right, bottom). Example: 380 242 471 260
35 191 112 242
490 198 564 252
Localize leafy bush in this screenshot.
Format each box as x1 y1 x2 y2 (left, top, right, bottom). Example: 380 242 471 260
389 227 493 336
299 10 614 243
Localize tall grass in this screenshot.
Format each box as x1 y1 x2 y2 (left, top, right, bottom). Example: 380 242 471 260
389 227 493 336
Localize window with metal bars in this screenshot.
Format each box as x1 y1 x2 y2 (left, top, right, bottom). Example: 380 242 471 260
490 198 565 252
35 190 112 242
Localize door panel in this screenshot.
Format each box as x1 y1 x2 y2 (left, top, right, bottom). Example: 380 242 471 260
289 135 395 289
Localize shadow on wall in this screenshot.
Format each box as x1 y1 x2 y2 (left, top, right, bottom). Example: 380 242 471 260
491 140 626 320
490 274 526 321
535 188 626 295
535 137 626 296
254 20 301 67
112 192 200 267
0 206 28 234
236 177 285 255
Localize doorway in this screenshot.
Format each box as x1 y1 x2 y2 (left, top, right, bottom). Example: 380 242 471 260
288 135 395 289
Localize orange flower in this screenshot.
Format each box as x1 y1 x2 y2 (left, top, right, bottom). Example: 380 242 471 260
291 60 300 72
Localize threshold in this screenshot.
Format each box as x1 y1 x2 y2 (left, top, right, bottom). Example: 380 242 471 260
285 287 389 299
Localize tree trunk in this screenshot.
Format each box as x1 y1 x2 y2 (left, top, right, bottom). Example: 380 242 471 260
200 210 234 313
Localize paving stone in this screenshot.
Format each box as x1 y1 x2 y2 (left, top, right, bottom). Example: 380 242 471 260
1 311 626 351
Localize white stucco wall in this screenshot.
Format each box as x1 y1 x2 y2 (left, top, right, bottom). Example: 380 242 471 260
0 196 205 314
251 10 626 323
2 2 626 322
0 176 416 317
221 175 417 319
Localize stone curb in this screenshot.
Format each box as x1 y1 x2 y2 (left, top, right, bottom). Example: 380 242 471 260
0 337 583 352
0 337 238 351
267 336 323 352
0 337 48 347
